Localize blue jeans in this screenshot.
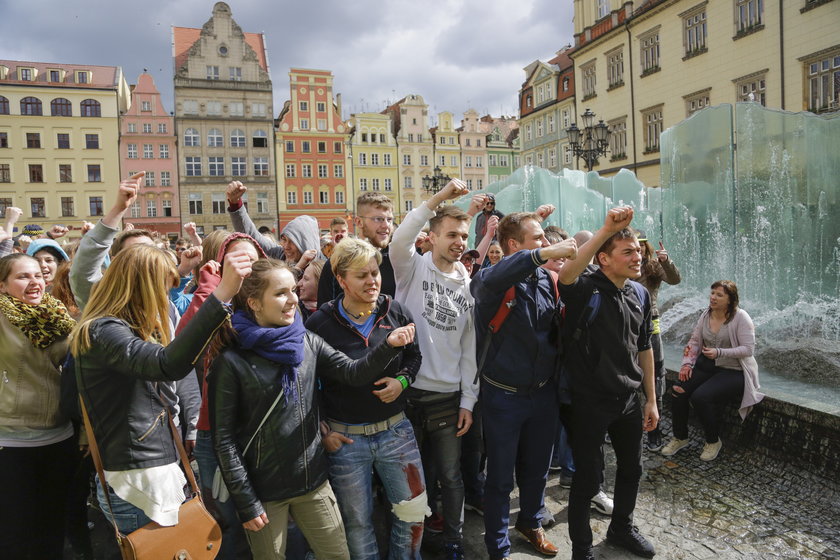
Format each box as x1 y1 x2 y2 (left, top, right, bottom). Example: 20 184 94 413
95 475 152 534
481 382 558 559
328 417 425 560
551 421 575 476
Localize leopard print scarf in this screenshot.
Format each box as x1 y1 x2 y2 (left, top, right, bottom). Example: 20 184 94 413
0 293 76 349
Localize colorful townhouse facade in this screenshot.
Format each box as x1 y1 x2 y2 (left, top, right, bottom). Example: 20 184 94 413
458 109 488 189
120 72 181 239
382 94 434 217
347 111 400 220
482 114 519 184
172 2 276 235
430 111 461 190
0 60 129 239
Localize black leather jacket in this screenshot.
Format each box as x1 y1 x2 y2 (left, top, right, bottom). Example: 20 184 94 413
75 295 230 471
209 331 402 522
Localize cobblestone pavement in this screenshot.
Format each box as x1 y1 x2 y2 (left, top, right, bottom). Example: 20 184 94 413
73 418 839 559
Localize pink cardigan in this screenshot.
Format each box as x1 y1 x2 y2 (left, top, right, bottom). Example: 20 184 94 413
681 308 764 419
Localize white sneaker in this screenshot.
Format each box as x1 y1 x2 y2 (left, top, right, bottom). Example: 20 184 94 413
661 438 690 456
700 440 722 461
590 490 614 515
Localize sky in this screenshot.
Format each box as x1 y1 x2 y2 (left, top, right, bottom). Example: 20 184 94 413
0 0 575 123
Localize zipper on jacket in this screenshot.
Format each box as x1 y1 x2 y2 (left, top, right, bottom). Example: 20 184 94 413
331 299 390 348
255 433 262 469
296 374 309 489
137 409 166 442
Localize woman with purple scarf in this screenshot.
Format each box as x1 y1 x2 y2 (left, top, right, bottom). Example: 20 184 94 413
208 258 416 559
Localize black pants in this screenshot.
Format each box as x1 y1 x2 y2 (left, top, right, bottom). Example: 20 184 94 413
672 355 744 443
568 392 643 549
0 436 77 559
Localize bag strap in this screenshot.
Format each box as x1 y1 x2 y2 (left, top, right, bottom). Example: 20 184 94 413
475 286 517 383
571 288 601 342
242 387 285 455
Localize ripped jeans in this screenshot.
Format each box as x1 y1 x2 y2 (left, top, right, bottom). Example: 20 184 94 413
327 417 427 560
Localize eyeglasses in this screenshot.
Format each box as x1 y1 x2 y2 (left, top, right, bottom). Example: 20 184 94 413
486 201 495 206
361 216 394 224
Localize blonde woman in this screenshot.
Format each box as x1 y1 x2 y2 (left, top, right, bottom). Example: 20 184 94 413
72 244 251 533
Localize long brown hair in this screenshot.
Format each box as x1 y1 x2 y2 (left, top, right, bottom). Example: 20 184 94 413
50 261 80 318
710 280 740 322
71 245 177 355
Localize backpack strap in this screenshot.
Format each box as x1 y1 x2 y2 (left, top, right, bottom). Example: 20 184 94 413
571 288 601 342
475 286 517 383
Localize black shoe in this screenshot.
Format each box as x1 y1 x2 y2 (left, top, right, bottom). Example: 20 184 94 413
645 430 663 452
444 543 465 560
464 496 484 516
558 472 573 488
572 545 596 560
606 525 655 558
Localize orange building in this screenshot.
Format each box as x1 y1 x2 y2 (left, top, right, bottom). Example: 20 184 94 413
276 68 350 231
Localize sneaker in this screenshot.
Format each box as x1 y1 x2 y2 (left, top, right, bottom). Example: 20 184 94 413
464 496 484 516
606 524 656 558
591 490 614 515
700 439 722 461
444 542 465 560
558 471 573 488
660 438 689 457
645 430 663 452
424 512 444 534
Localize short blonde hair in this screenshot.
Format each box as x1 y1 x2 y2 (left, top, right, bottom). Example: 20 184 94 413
330 237 382 278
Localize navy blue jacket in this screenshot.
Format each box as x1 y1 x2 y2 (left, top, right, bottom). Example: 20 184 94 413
471 249 558 389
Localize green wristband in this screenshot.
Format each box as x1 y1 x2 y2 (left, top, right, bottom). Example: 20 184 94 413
397 375 409 390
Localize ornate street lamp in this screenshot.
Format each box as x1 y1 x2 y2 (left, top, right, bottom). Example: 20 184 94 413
422 165 451 195
566 108 611 171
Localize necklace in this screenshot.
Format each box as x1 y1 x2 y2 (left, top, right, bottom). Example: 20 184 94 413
343 302 376 320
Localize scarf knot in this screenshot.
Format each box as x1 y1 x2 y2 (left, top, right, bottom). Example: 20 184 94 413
0 293 76 349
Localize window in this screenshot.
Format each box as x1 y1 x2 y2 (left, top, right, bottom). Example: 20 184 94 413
212 193 226 214
26 133 41 148
450 155 457 167
186 156 202 176
334 165 344 178
405 200 413 212
129 201 141 218
28 164 43 183
143 144 153 158
359 178 368 191
302 141 311 153
609 118 627 158
439 155 446 166
807 52 840 112
85 134 99 149
597 0 609 18
547 114 556 133
230 156 248 177
317 119 327 131
283 140 294 153
87 164 101 182
359 153 367 166
0 96 7 115
334 141 342 153
640 30 661 74
138 100 150 112
208 129 223 147
287 190 298 205
525 123 533 141
735 72 767 105
184 128 199 147
549 148 557 168
229 102 244 116
49 70 61 82
209 156 225 176
465 156 473 168
206 65 220 80
404 176 413 189
607 49 624 87
31 197 45 217
76 71 90 84
417 133 423 142
403 154 411 165
286 164 296 178
380 134 386 143
143 123 152 134
159 144 169 159
408 133 414 143
57 133 70 149
449 137 455 144
51 98 72 116
581 61 597 98
316 141 326 154
183 100 199 114
21 97 43 115
476 156 483 168
466 139 471 147
158 123 167 134
162 199 172 216
80 99 101 117
383 154 392 166
229 67 242 81
257 192 269 214
372 179 380 191
642 106 663 153
127 144 138 158
736 0 763 33
254 157 269 176
500 154 509 167
206 101 222 115
317 102 326 112
127 123 136 133
318 164 328 178
384 178 393 191
251 103 266 117
59 164 72 182
537 118 544 137
89 196 104 216
299 101 309 111
0 132 7 148
61 197 74 216
439 136 446 144
319 191 329 204
685 89 711 116
230 129 245 147
302 164 312 178
489 154 498 167
19 68 33 81
371 153 379 166
160 171 171 186
252 130 268 148
336 191 345 205
147 200 157 218
683 8 707 56
303 191 313 204
477 139 481 147
420 155 428 166
188 193 203 214
299 119 309 130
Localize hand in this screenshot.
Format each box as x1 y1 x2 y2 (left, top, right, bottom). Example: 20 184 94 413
604 205 634 233
372 377 403 403
4 206 22 225
486 214 500 234
542 238 577 261
701 346 718 359
456 408 473 437
184 439 195 456
414 231 428 246
0 224 9 243
322 431 353 453
81 221 95 235
643 400 659 432
178 246 203 277
467 193 489 217
115 172 144 212
430 179 469 207
226 181 248 205
47 224 69 239
296 249 317 270
387 323 415 347
124 222 135 231
17 235 32 251
679 365 693 382
184 221 198 237
243 512 269 532
655 241 668 262
535 204 555 222
213 250 254 303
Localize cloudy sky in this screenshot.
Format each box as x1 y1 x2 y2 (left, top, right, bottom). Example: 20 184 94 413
1 0 574 123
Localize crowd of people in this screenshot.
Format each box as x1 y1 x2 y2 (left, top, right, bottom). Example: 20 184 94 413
0 172 764 560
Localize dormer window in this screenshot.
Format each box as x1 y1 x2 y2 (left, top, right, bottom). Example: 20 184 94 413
48 69 64 82
18 67 35 81
76 71 91 84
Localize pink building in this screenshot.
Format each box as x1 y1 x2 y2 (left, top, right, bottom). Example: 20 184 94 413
119 72 181 239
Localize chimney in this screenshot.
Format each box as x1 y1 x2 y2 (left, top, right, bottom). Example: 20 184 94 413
336 93 342 118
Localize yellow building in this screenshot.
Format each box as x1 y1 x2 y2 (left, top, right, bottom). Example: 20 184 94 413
382 94 434 217
347 112 400 217
570 0 840 187
431 111 461 182
0 60 129 238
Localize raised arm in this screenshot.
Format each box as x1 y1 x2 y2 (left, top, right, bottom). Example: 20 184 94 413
474 215 498 265
558 206 634 285
226 181 278 254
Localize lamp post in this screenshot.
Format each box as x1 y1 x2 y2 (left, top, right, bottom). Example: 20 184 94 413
422 165 451 195
566 108 611 171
